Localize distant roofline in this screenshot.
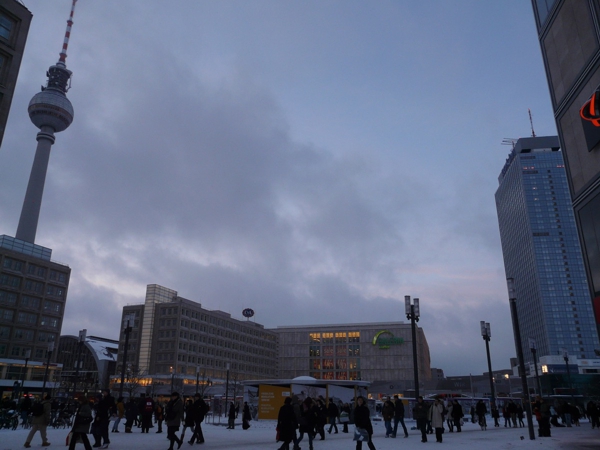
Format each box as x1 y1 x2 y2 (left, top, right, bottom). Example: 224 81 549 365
273 321 407 330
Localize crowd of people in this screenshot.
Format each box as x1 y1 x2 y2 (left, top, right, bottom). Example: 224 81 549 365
4 391 600 449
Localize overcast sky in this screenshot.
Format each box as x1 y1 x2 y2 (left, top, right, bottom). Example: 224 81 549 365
0 0 559 376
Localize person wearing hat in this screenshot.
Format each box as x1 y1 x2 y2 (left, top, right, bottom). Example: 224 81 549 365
188 393 208 444
165 392 184 450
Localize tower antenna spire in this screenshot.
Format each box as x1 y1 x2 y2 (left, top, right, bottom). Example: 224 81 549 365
529 109 536 138
58 0 77 66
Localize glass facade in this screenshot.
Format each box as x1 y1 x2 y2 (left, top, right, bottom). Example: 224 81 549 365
307 331 360 380
496 137 599 362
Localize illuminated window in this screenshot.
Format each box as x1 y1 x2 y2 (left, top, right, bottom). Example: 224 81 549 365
335 371 348 380
323 359 334 370
336 345 347 355
348 332 360 343
323 372 334 380
310 333 321 344
322 332 333 344
309 345 320 357
323 346 334 357
336 359 347 370
348 344 360 356
335 332 347 343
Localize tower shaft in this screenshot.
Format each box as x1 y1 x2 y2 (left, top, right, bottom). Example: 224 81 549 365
15 127 55 243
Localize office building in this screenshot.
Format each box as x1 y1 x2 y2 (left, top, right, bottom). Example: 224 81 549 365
0 0 31 147
532 0 600 339
495 136 599 363
274 322 431 385
116 284 278 383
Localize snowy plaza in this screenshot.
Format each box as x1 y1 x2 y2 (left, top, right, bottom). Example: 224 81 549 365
1 417 598 450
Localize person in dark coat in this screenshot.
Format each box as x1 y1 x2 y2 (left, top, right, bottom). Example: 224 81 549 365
242 402 252 430
354 396 376 450
165 392 184 450
155 400 164 433
180 398 195 442
188 394 208 444
277 397 298 450
140 395 154 433
392 395 408 438
124 397 138 433
413 396 430 443
315 397 327 440
476 400 487 430
381 397 394 437
69 397 93 450
23 395 52 448
327 399 339 434
227 402 236 429
451 400 463 432
297 397 316 450
93 389 115 448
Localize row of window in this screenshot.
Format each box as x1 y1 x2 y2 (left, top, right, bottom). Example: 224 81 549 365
2 258 68 283
0 274 65 298
0 291 62 313
0 309 59 328
309 331 360 344
309 371 361 381
309 344 360 357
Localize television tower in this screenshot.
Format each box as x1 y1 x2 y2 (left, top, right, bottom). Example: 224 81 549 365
15 0 78 244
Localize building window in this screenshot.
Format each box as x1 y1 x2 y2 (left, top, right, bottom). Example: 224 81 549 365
0 308 13 321
3 257 23 272
17 312 37 324
0 274 21 288
0 13 14 41
0 290 17 305
48 270 67 283
44 300 62 314
21 295 40 309
28 264 47 278
0 325 10 338
14 329 33 341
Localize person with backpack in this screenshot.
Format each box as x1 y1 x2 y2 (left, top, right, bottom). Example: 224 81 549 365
23 394 52 448
188 394 208 444
93 389 115 448
141 395 155 433
68 396 94 450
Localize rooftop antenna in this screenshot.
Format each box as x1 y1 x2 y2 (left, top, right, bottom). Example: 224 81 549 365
58 0 77 67
502 138 518 149
528 109 536 138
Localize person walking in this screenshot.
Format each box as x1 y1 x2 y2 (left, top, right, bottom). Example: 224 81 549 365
445 400 454 432
140 394 154 433
381 397 394 438
340 402 351 434
491 402 500 427
68 397 94 450
327 398 339 434
180 398 195 442
414 396 430 443
297 397 316 450
188 394 208 444
227 402 236 429
93 389 114 449
23 395 52 448
111 397 124 433
428 398 445 443
155 400 164 433
315 397 327 440
277 397 298 450
451 400 463 432
165 392 184 450
124 397 137 433
242 401 252 430
354 396 376 450
475 400 487 431
391 395 408 438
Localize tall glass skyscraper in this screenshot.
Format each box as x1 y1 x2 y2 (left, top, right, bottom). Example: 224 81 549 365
495 136 599 363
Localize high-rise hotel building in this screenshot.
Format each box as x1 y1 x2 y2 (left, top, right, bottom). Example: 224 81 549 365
495 136 599 363
117 284 278 382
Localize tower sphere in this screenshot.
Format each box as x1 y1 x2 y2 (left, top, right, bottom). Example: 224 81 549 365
28 88 74 133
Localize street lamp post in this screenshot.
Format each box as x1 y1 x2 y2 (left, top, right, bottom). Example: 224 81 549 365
480 321 496 406
196 366 200 394
225 363 230 417
41 342 55 397
73 329 87 398
507 278 535 440
405 296 420 399
504 374 512 396
561 348 575 405
529 338 543 397
118 319 132 399
21 349 31 396
170 366 174 392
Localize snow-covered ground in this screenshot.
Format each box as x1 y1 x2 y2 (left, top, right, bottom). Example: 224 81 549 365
3 417 598 450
